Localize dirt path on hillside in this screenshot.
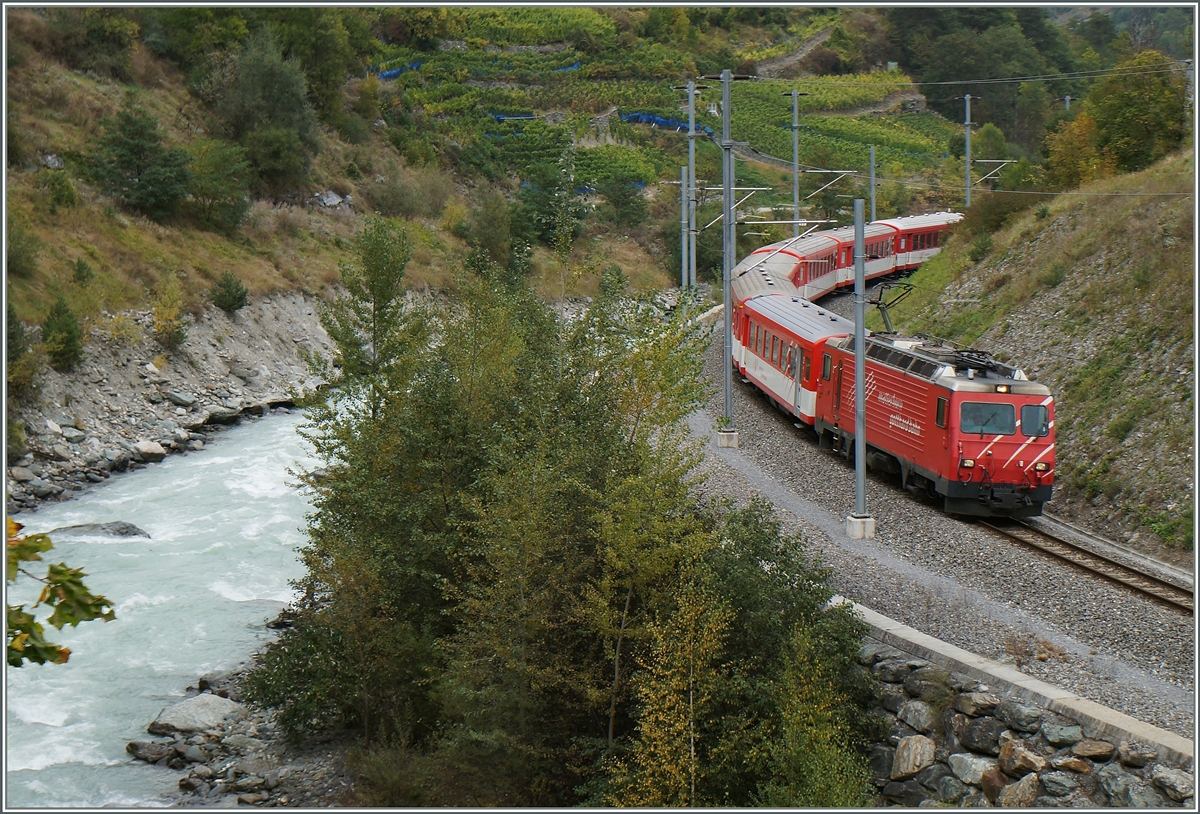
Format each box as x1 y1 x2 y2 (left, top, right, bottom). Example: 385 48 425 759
754 28 833 77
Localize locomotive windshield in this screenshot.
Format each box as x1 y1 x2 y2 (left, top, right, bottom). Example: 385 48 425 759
1021 404 1050 437
961 402 1016 436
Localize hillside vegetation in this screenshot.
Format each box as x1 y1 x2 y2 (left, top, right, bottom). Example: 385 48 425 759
881 150 1194 553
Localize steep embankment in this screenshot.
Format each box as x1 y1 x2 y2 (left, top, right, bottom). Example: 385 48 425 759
889 150 1195 560
5 297 332 515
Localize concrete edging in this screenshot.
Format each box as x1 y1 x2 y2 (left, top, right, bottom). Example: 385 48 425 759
832 596 1195 770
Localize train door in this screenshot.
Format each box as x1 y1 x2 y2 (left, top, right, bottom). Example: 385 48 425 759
787 344 800 414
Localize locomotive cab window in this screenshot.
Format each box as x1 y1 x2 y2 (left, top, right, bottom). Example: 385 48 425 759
1021 404 1049 437
960 402 1015 435
936 397 947 428
821 353 832 381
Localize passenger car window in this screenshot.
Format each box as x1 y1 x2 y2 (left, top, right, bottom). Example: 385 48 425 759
1021 404 1049 437
960 402 1015 435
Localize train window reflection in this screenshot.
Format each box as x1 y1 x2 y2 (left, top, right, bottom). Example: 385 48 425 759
1021 404 1049 437
960 402 1015 435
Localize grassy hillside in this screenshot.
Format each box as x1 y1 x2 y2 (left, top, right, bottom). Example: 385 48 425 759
881 150 1195 552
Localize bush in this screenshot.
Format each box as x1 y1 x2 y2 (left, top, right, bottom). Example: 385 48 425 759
39 169 80 213
243 125 310 198
6 222 41 278
210 271 249 313
41 297 84 371
152 272 188 348
367 167 450 220
7 302 38 398
71 257 94 287
967 235 993 262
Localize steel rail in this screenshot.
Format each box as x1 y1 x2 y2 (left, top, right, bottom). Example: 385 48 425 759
980 520 1194 615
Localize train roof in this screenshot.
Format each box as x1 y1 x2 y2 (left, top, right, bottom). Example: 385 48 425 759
830 333 1051 395
743 294 854 342
872 212 964 230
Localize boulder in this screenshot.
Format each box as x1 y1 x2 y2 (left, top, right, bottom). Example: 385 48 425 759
1051 755 1092 773
167 391 198 407
205 406 243 425
882 779 928 807
148 693 243 735
10 467 34 482
994 699 1041 733
1149 765 1194 802
903 666 952 699
132 440 167 463
1117 740 1158 768
867 745 895 787
1041 721 1083 746
47 522 150 538
960 716 1006 755
1041 771 1080 797
897 699 936 734
1098 762 1162 806
998 740 1048 777
955 691 999 716
934 774 969 803
916 762 952 789
45 419 62 435
1072 739 1115 760
892 735 936 780
996 772 1041 807
184 745 207 763
61 426 87 443
28 479 64 498
980 767 1010 802
879 683 907 713
947 752 997 785
873 658 912 682
222 734 265 753
126 739 174 763
236 793 264 806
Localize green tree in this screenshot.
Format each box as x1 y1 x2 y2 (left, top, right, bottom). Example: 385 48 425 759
209 271 249 313
185 139 251 231
6 220 41 278
242 126 310 198
973 122 1009 161
142 7 248 71
1088 50 1189 172
319 218 422 421
40 297 84 371
271 9 359 125
7 519 116 667
91 103 191 221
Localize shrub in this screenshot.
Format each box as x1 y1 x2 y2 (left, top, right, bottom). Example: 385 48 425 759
6 222 41 278
152 272 188 348
39 169 80 213
185 139 252 232
967 234 993 262
210 271 249 313
7 302 38 398
243 125 310 198
71 257 94 287
41 297 84 371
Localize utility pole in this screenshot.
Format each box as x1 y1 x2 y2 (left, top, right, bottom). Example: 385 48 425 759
957 94 977 208
679 165 688 288
702 69 754 447
869 145 876 222
846 198 876 540
781 90 809 237
673 82 710 287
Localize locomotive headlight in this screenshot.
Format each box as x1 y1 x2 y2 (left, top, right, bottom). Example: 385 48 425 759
960 459 976 469
995 385 1011 393
1034 462 1048 472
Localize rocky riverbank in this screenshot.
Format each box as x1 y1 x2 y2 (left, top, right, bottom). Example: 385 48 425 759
127 664 357 808
6 293 334 516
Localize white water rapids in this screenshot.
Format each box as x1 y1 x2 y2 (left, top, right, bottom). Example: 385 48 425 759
5 412 314 808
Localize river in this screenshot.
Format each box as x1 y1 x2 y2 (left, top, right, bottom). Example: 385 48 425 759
5 411 314 808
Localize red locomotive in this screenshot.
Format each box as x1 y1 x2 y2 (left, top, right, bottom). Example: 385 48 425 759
726 212 1055 518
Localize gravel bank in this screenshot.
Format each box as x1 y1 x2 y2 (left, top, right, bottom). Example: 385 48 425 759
696 329 1194 739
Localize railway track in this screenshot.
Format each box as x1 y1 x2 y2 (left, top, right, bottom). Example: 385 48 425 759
980 519 1194 615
